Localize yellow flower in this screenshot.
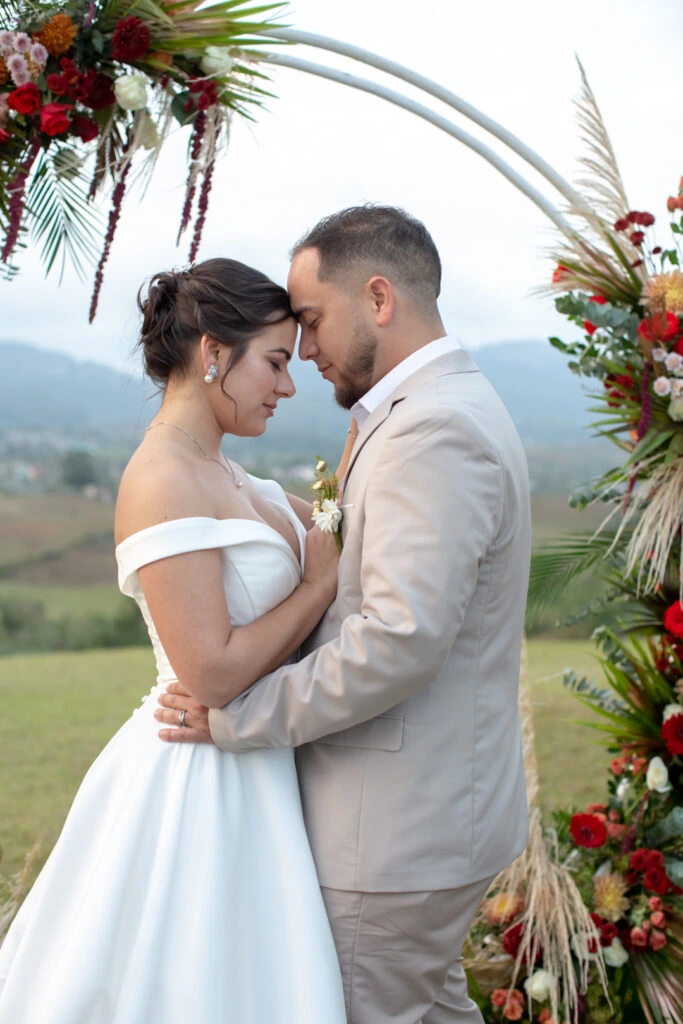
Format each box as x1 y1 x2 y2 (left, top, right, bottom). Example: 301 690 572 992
482 892 524 926
642 271 683 316
593 872 630 923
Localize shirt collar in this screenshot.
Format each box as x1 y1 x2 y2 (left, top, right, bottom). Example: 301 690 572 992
350 335 461 429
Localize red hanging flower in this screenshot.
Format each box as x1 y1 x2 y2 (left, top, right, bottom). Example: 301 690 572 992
570 813 607 848
39 102 72 137
662 712 683 756
7 82 41 115
638 312 680 344
663 601 683 638
112 16 151 62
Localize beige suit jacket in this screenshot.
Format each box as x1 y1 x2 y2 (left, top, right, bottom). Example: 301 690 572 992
210 349 531 892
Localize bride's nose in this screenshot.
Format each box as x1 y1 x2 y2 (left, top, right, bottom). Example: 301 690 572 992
278 370 296 398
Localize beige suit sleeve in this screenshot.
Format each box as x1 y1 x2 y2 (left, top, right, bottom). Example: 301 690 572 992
209 403 503 751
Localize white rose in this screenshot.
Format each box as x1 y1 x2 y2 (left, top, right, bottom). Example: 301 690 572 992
603 937 629 968
665 352 683 372
571 933 599 961
646 755 672 794
200 46 234 76
524 969 555 1002
663 703 683 722
667 396 683 421
114 74 148 111
312 498 342 534
654 376 672 397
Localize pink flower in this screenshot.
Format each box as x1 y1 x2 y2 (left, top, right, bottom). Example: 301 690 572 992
13 32 31 54
7 53 29 86
630 927 648 947
649 929 668 951
649 896 664 912
650 911 666 929
29 42 48 66
606 822 626 839
0 31 15 57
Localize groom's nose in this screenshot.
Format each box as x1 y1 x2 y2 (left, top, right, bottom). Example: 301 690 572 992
298 330 319 362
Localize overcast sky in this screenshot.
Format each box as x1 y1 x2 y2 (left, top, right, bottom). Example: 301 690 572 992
2 0 682 378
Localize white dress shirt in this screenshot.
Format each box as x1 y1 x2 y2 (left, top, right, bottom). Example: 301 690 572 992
350 335 461 429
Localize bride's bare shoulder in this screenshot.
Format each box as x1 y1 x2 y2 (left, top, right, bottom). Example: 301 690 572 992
115 442 226 545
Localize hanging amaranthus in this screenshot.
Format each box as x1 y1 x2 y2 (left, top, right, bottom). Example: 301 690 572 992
88 139 133 322
1 136 41 264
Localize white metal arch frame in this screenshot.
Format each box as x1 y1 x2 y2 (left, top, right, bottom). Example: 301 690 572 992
251 26 594 238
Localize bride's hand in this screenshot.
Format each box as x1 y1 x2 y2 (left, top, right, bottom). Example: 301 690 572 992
303 526 340 603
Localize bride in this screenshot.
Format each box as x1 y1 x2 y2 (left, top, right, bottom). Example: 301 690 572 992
0 258 348 1023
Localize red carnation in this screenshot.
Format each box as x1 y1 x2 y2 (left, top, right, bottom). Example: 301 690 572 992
646 849 665 871
112 16 150 62
664 601 683 638
638 312 680 344
81 70 115 110
570 813 607 848
39 102 72 137
630 848 649 872
662 712 683 756
7 82 41 115
644 866 670 895
71 115 98 143
600 922 618 946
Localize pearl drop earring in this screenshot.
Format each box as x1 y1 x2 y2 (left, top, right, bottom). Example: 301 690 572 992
204 364 219 384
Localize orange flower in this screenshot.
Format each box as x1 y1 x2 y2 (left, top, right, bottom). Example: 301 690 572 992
483 892 524 926
34 14 78 57
0 57 7 87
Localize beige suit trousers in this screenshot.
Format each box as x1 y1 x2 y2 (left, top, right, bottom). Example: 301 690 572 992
321 875 496 1024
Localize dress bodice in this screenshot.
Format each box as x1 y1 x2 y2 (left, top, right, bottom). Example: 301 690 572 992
115 476 307 687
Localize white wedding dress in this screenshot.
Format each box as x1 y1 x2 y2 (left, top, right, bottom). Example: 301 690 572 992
0 477 346 1024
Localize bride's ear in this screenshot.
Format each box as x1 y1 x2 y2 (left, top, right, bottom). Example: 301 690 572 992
199 333 222 375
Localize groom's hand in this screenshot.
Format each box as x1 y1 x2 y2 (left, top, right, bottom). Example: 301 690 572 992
155 683 214 744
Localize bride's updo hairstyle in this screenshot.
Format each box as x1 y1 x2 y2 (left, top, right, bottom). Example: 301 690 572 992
138 258 292 386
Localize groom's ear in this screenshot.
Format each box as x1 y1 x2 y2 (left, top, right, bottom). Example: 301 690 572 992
365 276 394 327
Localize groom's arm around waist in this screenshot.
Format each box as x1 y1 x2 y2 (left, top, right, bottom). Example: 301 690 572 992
209 406 504 752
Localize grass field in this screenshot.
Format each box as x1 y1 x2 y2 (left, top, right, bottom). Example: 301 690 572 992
0 638 609 884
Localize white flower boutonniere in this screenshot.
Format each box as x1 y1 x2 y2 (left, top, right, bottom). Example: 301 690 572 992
311 457 343 553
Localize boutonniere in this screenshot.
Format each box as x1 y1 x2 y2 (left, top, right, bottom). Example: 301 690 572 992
311 456 343 553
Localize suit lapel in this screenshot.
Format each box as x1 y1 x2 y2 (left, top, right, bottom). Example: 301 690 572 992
341 348 480 492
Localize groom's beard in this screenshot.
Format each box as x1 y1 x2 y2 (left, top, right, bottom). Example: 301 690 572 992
334 324 378 410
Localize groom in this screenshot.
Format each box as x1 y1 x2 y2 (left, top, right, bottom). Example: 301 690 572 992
158 205 531 1023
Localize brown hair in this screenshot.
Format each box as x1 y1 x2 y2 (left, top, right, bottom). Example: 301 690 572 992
291 205 442 310
137 258 292 386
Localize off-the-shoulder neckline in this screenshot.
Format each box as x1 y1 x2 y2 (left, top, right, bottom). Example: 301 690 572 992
115 515 301 565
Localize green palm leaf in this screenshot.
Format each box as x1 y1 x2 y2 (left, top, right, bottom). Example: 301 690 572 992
26 148 103 281
527 532 617 619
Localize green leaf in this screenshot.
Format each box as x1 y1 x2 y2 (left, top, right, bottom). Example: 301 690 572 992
646 807 683 847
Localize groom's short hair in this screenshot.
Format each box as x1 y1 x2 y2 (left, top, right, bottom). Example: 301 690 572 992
291 205 442 311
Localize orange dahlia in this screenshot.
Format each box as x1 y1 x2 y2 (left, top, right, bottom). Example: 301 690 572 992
34 14 78 57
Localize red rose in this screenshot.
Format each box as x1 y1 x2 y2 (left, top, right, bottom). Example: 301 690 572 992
638 312 680 344
663 601 683 638
584 320 598 336
630 848 649 872
552 263 568 283
112 16 150 62
502 921 524 958
646 849 665 871
650 929 668 951
570 813 607 848
7 82 41 115
649 896 664 912
650 910 666 929
0 127 11 144
662 712 683 756
673 338 683 356
589 294 607 305
630 926 648 947
614 374 634 389
644 866 669 895
626 870 640 886
39 102 72 137
71 115 98 142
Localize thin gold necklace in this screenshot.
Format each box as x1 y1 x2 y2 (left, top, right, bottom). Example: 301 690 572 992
146 421 244 488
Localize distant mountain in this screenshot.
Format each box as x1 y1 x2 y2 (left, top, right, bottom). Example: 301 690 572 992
0 337 605 460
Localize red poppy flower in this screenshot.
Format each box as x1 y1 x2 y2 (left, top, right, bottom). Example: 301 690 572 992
664 601 683 638
662 712 683 756
638 312 680 344
7 82 41 115
570 813 607 848
112 16 150 62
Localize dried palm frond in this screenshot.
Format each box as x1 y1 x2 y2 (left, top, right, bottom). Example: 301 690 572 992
0 841 40 945
629 926 683 1024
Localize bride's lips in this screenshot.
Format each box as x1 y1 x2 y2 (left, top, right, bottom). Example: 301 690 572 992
263 403 277 417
